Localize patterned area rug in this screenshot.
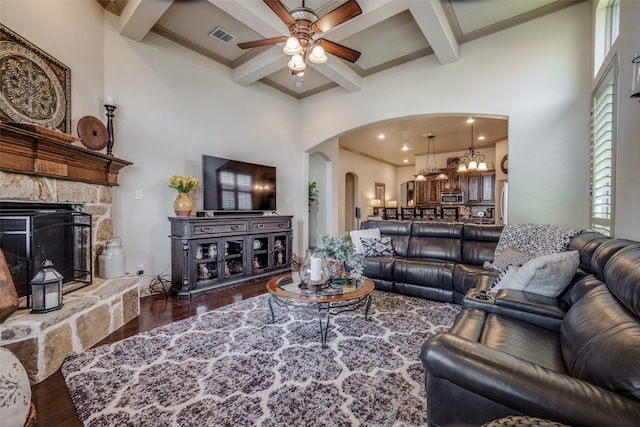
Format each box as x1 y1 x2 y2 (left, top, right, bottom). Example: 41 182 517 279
62 291 460 426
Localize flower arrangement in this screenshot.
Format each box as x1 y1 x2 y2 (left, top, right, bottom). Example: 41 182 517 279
319 232 365 277
168 175 200 193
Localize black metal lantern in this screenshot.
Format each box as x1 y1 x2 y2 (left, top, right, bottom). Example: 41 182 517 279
30 260 63 313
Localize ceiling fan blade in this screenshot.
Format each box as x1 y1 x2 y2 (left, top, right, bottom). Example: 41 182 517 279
317 39 361 63
238 36 288 49
263 0 296 25
315 0 362 33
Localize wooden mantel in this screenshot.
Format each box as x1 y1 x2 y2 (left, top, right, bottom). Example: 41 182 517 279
0 123 132 186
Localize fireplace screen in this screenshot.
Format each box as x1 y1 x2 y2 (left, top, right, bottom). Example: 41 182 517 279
0 203 92 307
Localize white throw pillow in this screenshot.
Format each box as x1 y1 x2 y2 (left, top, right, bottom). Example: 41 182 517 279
349 228 381 254
490 264 521 292
494 251 580 297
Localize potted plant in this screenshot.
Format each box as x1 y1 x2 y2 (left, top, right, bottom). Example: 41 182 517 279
319 232 365 279
308 181 319 211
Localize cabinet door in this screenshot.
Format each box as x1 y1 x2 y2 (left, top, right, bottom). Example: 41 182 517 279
427 178 441 204
250 235 270 273
192 240 220 287
222 237 245 278
465 173 480 203
480 171 496 203
414 180 427 205
271 233 290 270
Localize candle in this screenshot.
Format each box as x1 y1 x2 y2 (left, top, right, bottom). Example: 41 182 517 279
105 96 115 106
45 291 59 308
310 257 322 281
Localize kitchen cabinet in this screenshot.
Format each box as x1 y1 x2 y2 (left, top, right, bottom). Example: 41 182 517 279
464 171 495 204
169 216 292 299
414 178 442 205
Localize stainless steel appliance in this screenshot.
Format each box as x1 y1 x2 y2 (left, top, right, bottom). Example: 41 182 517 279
441 191 465 205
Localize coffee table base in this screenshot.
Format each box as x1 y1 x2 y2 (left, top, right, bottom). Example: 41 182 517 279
268 293 372 348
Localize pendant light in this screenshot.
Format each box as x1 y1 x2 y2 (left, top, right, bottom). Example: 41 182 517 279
416 134 448 180
458 118 487 172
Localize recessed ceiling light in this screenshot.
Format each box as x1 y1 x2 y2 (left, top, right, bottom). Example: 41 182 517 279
378 133 385 140
403 159 409 163
478 136 485 140
402 144 409 151
467 118 475 123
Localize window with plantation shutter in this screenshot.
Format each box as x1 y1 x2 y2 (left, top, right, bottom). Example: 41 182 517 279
590 64 616 236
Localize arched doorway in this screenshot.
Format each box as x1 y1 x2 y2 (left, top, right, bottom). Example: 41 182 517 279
309 152 330 248
344 172 357 231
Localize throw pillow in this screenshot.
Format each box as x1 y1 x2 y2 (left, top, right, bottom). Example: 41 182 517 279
490 264 521 292
485 247 537 272
509 251 580 297
360 237 395 257
349 228 381 254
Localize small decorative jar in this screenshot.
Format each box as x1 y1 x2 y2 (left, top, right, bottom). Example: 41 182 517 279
98 236 126 279
299 249 329 288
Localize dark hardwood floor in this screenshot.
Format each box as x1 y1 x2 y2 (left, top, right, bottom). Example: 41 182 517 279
30 281 269 426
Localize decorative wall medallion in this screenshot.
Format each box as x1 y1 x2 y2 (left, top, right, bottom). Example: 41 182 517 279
501 154 508 174
0 24 71 133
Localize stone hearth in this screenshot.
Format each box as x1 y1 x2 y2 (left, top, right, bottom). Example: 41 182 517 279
0 276 139 384
1 125 136 384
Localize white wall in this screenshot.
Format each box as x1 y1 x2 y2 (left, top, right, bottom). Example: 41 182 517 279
1 0 106 135
308 152 329 247
102 16 302 278
299 2 593 230
600 0 640 240
1 1 303 282
338 149 397 231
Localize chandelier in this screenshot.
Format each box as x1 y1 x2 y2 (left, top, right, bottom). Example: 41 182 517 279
416 134 448 181
457 118 487 172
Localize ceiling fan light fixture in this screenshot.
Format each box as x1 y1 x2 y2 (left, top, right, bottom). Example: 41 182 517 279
290 7 319 23
308 45 328 64
283 37 302 55
288 54 306 71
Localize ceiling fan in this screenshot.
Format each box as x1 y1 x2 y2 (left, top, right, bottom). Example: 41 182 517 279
237 0 362 74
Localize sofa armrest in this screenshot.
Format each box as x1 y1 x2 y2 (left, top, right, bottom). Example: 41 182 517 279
494 289 567 319
462 288 564 332
421 333 640 427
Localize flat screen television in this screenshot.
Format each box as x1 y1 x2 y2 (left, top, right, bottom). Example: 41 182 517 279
202 155 276 211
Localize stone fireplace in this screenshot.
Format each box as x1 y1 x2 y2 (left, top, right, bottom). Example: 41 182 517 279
0 123 138 384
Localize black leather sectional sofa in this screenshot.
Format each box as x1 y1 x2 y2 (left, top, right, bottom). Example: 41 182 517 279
360 220 503 303
358 220 640 427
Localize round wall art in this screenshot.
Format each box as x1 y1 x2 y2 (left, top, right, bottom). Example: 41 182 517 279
0 41 66 129
77 116 108 151
0 24 71 133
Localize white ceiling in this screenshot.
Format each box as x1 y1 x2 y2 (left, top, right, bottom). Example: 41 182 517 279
102 0 582 165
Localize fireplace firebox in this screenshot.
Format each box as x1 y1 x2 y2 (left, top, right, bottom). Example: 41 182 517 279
0 201 92 307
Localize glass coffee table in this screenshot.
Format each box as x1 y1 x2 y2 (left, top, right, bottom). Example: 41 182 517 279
266 273 374 348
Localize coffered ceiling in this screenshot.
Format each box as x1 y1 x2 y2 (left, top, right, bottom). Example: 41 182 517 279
100 0 582 165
